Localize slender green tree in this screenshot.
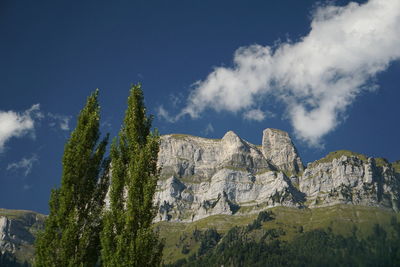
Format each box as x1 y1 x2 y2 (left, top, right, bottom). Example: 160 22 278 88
101 84 163 266
34 89 109 267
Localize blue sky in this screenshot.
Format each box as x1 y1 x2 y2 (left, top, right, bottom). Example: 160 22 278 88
1 0 399 214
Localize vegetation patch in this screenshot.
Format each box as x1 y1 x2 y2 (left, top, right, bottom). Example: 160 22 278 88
169 134 220 141
310 150 368 167
254 168 272 176
375 157 389 167
164 205 400 267
159 205 400 265
221 166 248 172
393 160 400 174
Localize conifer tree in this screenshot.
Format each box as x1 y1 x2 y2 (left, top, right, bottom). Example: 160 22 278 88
34 90 109 267
101 84 163 266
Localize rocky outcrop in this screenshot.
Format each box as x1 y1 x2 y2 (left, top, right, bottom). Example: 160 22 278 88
158 131 272 183
155 130 305 222
261 128 304 174
0 209 45 264
155 130 400 222
300 153 400 211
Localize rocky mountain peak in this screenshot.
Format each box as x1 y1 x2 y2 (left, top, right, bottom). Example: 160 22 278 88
222 130 239 140
261 128 304 174
221 130 249 153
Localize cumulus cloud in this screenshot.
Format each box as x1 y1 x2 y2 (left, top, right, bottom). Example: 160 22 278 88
7 154 38 176
48 112 71 131
0 104 42 152
176 0 400 146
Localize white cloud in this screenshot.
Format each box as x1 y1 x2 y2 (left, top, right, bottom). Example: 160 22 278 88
243 109 266 121
157 105 177 123
169 93 183 108
0 104 42 152
7 154 38 177
203 123 215 136
48 113 71 131
177 0 400 146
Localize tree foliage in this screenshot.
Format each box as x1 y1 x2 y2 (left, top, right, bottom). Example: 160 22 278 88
101 84 163 266
34 90 109 267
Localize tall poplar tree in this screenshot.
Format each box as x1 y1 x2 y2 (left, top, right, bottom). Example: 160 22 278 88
34 90 109 267
101 84 163 266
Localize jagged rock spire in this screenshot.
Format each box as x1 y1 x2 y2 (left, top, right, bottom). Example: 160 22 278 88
261 128 304 174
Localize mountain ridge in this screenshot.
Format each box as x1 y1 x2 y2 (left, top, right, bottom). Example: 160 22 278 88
1 128 399 265
155 128 400 222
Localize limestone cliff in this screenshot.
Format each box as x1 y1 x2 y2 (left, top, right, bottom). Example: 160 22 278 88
155 130 304 222
155 129 400 222
300 152 400 211
0 209 44 264
261 128 303 174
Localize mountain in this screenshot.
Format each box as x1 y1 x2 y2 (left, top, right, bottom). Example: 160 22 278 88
155 128 400 222
1 128 400 265
0 209 44 266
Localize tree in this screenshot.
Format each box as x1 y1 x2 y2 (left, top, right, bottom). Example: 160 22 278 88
34 90 109 267
101 84 163 266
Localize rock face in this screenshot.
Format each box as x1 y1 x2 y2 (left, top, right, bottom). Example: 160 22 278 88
155 130 305 222
261 128 303 174
155 129 400 222
300 153 400 211
0 209 45 264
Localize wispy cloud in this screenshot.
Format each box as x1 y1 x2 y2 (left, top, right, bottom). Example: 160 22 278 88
169 93 183 108
48 112 71 131
0 104 42 152
243 109 266 122
202 123 214 136
23 184 32 190
7 154 38 177
172 0 400 146
157 105 177 123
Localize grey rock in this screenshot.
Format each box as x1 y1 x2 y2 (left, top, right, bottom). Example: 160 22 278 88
155 130 400 222
155 129 305 222
299 154 400 210
261 128 304 174
0 210 44 263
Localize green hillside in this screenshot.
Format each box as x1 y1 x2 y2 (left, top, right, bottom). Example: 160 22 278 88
157 205 400 266
1 205 400 266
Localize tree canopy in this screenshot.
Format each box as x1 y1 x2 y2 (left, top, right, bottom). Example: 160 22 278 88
100 84 163 266
34 90 109 267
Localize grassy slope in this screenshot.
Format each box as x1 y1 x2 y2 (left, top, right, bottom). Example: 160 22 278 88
157 214 257 263
157 205 400 264
0 208 45 219
309 150 368 167
393 160 400 173
1 204 399 265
